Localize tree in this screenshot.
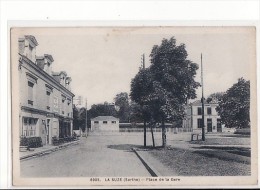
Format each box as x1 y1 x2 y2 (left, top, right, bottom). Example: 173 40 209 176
131 37 200 148
216 78 250 128
130 68 154 147
73 106 80 130
114 92 130 123
149 37 200 147
87 103 118 128
206 92 224 103
79 107 87 132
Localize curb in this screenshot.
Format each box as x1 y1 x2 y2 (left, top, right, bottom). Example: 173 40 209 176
132 148 162 177
20 140 79 160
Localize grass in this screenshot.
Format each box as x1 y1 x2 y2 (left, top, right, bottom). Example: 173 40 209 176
148 147 251 176
189 137 250 145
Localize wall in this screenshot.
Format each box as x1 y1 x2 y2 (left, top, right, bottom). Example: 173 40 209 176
19 56 74 144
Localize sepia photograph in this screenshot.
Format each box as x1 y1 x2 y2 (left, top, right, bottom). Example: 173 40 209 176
11 27 257 187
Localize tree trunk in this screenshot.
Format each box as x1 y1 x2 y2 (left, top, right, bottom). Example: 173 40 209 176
162 118 166 148
144 121 146 147
150 124 155 148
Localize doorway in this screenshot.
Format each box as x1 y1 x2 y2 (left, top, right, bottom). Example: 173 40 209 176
207 118 212 132
217 119 222 132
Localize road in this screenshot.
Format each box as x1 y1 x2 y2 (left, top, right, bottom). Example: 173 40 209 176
20 131 250 177
20 132 151 177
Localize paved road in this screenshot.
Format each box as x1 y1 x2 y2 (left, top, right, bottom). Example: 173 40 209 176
20 133 151 177
20 131 250 177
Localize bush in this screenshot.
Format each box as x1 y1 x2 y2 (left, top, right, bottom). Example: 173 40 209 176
20 136 28 146
20 136 43 148
27 137 43 148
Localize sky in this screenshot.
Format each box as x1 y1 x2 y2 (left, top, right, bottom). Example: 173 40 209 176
19 27 255 109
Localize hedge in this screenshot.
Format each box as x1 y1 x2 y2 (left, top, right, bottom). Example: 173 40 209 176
20 137 43 148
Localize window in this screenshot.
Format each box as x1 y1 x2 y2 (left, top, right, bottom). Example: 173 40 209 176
94 121 99 124
28 81 34 105
197 107 202 115
23 117 37 137
67 98 71 105
112 121 116 124
46 91 51 110
103 121 108 124
207 107 212 115
197 118 203 128
61 95 66 115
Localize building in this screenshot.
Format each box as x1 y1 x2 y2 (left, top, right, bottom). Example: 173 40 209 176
18 35 75 145
183 100 224 133
91 116 119 132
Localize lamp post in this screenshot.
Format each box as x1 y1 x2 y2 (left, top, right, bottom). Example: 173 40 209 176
201 53 205 141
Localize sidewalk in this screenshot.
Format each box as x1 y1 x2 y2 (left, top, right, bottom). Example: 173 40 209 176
20 140 80 160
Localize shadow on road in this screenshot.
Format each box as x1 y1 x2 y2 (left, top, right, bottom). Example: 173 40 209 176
107 144 172 152
107 144 144 151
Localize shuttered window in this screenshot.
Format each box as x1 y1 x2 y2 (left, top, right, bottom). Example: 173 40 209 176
28 81 34 105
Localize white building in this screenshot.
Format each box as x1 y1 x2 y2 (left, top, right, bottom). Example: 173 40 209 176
91 116 119 132
183 100 224 133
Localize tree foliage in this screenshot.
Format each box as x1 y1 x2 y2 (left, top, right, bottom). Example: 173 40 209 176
73 106 87 132
73 106 80 130
148 37 200 122
216 78 250 128
114 92 130 123
206 92 224 103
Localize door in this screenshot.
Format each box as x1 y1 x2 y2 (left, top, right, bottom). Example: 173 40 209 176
217 119 222 132
46 119 50 144
207 118 212 132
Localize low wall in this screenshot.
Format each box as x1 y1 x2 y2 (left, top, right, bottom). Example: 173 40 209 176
119 127 193 133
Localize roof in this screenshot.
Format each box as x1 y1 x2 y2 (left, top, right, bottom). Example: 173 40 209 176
52 71 67 76
91 116 119 121
36 54 54 62
190 99 218 106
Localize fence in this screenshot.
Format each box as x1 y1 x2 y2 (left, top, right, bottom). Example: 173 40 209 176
119 127 193 133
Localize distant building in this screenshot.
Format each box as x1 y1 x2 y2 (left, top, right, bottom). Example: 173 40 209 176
91 116 119 132
183 100 224 133
19 35 75 145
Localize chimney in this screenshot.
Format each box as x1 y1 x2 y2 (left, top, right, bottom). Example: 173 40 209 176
19 35 38 62
36 54 54 75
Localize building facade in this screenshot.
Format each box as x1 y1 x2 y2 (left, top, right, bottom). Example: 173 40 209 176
18 35 75 145
183 100 224 133
91 116 119 132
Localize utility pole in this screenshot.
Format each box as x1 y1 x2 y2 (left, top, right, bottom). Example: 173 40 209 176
85 98 88 137
201 53 205 141
141 53 147 147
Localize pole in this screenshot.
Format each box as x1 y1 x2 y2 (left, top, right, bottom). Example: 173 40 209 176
85 98 88 137
142 53 146 147
201 53 205 141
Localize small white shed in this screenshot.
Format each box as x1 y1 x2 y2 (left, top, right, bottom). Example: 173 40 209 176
91 116 119 132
